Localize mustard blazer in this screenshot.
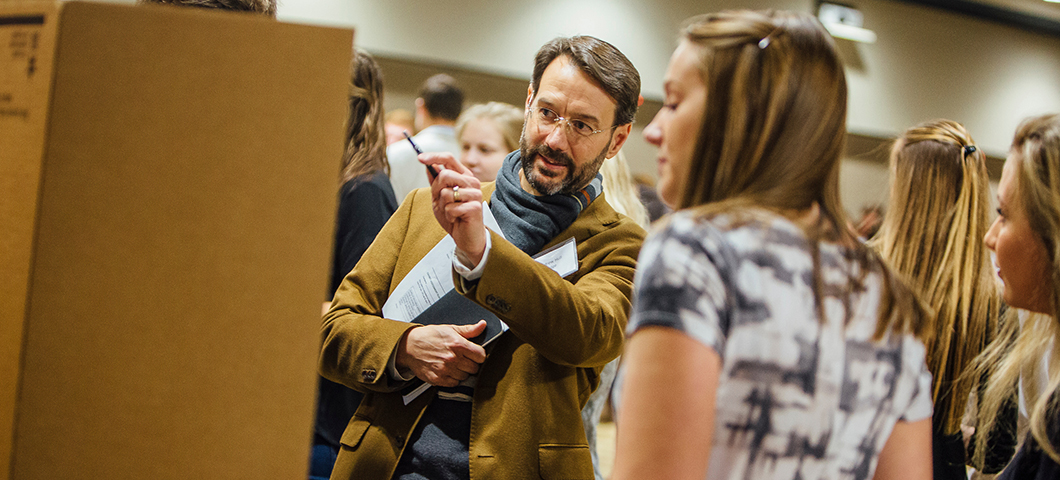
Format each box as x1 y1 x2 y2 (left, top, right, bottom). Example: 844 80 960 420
320 183 645 480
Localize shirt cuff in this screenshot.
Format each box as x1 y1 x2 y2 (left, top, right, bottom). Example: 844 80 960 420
452 228 491 281
386 342 416 382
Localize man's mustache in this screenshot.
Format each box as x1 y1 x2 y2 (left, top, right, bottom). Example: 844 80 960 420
525 144 574 170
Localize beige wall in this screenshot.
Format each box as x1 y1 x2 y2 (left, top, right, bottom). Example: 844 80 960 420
87 0 1059 213
271 0 1057 214
278 0 809 102
842 0 1060 157
273 0 1060 153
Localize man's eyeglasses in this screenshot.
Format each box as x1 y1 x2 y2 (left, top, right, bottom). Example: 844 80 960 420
531 107 609 139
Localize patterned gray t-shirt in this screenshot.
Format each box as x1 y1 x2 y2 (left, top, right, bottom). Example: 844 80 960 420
626 210 932 480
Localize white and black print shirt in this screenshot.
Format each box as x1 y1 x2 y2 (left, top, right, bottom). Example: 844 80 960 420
626 210 933 480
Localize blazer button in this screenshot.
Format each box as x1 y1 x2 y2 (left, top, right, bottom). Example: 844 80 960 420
485 294 511 314
396 434 405 445
361 368 377 382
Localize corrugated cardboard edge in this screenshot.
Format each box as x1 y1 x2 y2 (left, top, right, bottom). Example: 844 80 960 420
6 2 354 478
0 3 59 479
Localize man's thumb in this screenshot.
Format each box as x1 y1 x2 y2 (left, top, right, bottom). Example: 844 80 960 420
454 320 487 338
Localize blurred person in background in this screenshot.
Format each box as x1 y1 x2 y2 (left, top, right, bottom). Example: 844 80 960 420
854 204 883 240
972 114 1060 479
599 152 651 228
869 119 1012 480
387 74 464 201
455 102 523 182
385 108 416 146
633 172 671 222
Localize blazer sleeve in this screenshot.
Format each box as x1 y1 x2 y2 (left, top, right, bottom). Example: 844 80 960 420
461 213 645 368
319 191 422 394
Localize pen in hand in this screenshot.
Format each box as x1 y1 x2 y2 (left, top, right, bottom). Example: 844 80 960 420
404 130 440 180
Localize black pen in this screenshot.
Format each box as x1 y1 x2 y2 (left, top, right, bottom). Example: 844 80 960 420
404 130 439 179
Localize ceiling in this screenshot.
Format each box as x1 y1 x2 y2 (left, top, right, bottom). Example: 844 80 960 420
896 0 1060 35
982 0 1060 21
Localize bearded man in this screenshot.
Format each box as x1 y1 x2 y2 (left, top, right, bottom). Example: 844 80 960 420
319 35 643 480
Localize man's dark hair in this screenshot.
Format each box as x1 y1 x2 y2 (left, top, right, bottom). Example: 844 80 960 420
418 74 464 122
139 0 277 18
531 36 640 127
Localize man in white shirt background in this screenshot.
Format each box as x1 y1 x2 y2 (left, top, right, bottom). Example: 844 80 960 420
387 73 464 202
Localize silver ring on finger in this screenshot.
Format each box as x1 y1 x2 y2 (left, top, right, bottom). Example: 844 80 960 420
453 185 462 202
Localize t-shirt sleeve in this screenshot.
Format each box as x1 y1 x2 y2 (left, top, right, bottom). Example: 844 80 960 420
627 221 730 357
899 338 934 422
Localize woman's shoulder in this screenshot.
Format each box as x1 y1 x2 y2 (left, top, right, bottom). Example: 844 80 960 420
341 170 397 198
657 209 809 254
656 208 795 237
642 210 816 282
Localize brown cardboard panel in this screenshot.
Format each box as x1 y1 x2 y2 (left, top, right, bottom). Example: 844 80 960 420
0 3 59 479
10 2 351 478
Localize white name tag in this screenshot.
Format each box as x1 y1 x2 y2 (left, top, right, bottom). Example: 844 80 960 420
534 236 578 278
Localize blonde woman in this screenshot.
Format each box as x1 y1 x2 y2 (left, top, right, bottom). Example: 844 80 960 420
973 114 1060 479
869 120 1005 479
612 10 932 480
454 102 523 182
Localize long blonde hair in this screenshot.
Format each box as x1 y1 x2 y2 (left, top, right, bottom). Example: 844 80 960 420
677 10 928 340
871 119 1001 434
975 113 1060 464
339 49 389 184
600 151 650 229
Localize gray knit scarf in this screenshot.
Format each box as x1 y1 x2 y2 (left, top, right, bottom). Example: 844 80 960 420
490 150 602 254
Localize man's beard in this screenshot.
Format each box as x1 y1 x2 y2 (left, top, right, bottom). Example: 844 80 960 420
519 134 611 196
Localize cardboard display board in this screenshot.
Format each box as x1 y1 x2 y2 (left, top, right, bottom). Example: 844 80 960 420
0 2 352 478
0 4 59 478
